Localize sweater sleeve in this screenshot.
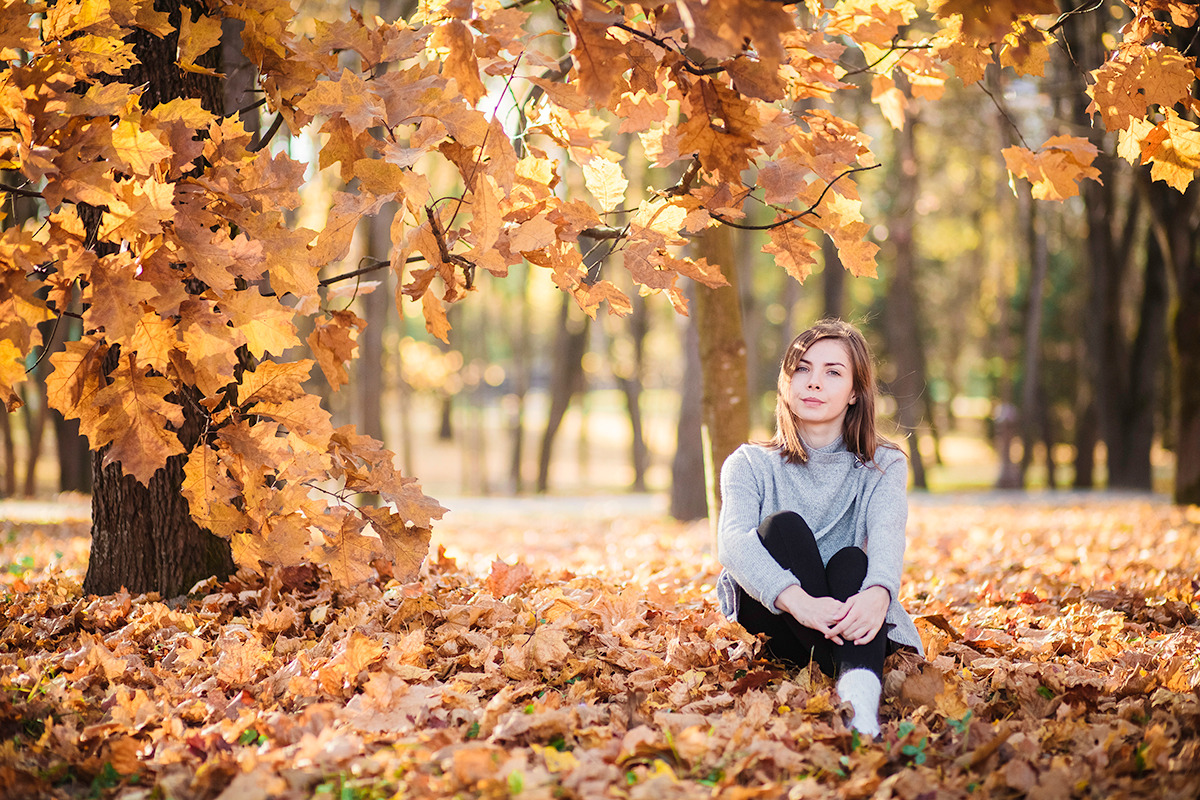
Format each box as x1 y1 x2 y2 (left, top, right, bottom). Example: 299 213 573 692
716 447 799 614
860 449 908 602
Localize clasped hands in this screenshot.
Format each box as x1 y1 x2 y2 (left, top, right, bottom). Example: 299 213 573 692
774 583 889 646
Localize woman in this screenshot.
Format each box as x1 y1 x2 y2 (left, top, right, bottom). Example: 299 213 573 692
716 319 923 737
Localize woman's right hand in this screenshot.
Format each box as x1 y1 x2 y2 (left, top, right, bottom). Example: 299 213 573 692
774 584 848 644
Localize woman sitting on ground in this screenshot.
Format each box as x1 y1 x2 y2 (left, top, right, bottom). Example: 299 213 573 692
716 318 924 737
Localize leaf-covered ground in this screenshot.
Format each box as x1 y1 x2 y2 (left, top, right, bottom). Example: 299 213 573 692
2 496 1199 799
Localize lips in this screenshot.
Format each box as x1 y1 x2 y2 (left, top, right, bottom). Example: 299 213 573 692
801 397 823 406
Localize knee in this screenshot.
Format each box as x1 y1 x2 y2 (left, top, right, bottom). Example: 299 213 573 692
828 546 868 578
758 511 811 543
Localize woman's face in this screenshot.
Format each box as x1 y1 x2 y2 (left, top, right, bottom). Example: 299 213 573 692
787 338 857 435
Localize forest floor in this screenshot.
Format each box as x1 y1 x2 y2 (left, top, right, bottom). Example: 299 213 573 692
1 493 1199 799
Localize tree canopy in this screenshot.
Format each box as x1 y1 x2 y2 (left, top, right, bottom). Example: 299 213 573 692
1 0 1197 585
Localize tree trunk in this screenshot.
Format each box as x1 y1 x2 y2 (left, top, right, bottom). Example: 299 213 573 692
1108 192 1168 490
694 225 750 530
881 120 928 489
536 294 589 492
356 208 392 445
506 264 533 493
1017 184 1048 486
86 350 236 596
822 237 845 320
670 290 708 521
1147 181 1200 503
614 295 650 491
84 0 235 596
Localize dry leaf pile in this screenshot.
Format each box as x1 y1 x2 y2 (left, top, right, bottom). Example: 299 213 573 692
2 499 1199 799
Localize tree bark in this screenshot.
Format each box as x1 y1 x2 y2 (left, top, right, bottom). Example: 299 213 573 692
86 349 236 596
1147 180 1200 503
822 237 845 320
613 295 650 491
536 294 589 492
694 225 749 529
881 120 928 489
670 292 708 520
1016 184 1048 486
83 0 235 596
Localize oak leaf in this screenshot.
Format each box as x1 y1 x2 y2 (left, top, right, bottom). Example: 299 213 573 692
307 309 366 391
362 506 432 583
0 339 25 411
110 117 173 176
430 20 486 105
566 0 628 107
83 253 157 345
487 558 534 597
581 156 628 213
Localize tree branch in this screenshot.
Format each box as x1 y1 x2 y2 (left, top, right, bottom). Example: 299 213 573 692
1 183 43 200
249 113 285 154
711 164 882 230
612 22 727 76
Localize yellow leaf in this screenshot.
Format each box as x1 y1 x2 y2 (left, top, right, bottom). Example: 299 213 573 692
0 338 25 412
581 156 628 213
182 443 243 536
871 73 907 131
421 290 452 343
237 360 313 406
1141 110 1200 192
129 311 177 374
1002 135 1103 200
177 10 222 73
306 309 365 391
219 290 299 359
110 118 173 176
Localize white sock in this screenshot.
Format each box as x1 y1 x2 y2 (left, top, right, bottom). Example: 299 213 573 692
836 669 882 737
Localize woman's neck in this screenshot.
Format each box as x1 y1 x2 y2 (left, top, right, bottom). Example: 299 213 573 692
800 423 842 450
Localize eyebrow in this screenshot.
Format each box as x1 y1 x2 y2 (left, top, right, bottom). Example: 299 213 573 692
798 357 847 368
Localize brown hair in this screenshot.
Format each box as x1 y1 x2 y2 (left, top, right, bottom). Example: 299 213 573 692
768 318 890 465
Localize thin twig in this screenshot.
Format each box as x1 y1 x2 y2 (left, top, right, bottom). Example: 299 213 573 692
24 314 63 374
839 40 932 77
1046 0 1106 34
979 82 1031 150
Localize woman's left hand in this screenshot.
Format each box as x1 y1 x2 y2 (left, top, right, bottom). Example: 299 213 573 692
828 585 890 645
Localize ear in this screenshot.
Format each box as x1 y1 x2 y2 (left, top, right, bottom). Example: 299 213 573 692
849 393 857 405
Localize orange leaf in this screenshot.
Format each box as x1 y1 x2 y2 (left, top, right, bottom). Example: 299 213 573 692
307 309 365 391
762 221 819 284
487 558 533 597
1002 135 1103 200
93 355 186 485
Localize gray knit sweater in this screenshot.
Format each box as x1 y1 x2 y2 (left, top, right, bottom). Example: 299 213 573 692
715 437 924 654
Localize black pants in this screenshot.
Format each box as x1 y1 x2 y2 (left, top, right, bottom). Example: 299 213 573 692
736 511 888 678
